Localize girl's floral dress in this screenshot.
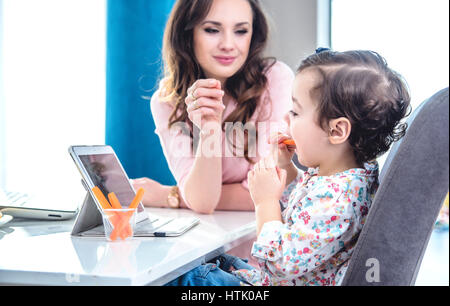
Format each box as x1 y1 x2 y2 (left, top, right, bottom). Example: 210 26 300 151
233 162 379 286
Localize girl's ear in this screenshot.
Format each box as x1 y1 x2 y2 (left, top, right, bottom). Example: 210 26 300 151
328 117 352 145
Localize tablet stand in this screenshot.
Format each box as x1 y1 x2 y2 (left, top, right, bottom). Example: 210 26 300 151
71 191 103 236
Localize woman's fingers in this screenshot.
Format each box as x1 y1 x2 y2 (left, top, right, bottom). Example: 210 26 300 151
189 87 225 101
185 88 224 106
188 79 221 93
185 80 225 126
185 79 230 129
186 97 225 114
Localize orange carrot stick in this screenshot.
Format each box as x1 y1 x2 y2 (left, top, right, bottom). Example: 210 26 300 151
107 210 130 241
129 188 145 210
116 188 145 237
110 189 144 240
92 187 126 241
107 192 132 240
107 192 123 209
92 186 112 210
110 211 129 241
282 139 296 146
106 211 120 241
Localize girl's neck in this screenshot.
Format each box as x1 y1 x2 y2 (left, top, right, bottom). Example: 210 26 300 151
317 152 361 177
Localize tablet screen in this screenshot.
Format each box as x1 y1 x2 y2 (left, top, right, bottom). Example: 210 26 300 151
79 153 144 213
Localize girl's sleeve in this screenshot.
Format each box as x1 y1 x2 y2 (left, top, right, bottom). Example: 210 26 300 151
279 169 303 210
150 91 195 203
251 184 356 280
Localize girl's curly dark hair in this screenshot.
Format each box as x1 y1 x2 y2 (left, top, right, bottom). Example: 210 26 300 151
297 50 411 165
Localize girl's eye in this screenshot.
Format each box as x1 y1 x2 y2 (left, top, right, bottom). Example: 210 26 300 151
204 28 219 34
289 110 298 117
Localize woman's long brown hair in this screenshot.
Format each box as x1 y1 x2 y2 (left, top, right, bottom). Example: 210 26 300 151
160 0 275 162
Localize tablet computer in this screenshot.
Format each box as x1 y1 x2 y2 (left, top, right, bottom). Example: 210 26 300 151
68 145 199 237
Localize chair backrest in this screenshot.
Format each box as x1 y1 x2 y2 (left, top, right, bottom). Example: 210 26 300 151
341 88 449 286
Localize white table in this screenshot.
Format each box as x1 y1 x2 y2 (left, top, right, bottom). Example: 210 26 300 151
0 208 256 285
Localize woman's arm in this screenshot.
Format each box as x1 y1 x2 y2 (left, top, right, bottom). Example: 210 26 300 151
182 129 223 214
182 131 255 213
135 180 255 212
215 183 254 211
179 183 254 211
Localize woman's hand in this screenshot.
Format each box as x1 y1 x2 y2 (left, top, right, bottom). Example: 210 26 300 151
130 177 171 208
248 156 287 208
185 79 226 130
268 132 296 170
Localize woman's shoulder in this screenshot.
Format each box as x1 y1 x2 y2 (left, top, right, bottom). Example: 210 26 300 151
150 78 176 115
256 60 295 119
264 60 295 83
262 60 295 101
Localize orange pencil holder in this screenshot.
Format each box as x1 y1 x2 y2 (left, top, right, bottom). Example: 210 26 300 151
101 208 137 241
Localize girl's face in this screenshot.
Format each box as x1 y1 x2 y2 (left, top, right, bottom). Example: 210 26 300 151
287 69 330 168
193 0 253 85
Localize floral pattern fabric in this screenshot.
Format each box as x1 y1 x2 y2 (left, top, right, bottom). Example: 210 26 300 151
233 162 379 286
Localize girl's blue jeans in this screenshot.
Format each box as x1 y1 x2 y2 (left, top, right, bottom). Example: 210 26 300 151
165 253 256 286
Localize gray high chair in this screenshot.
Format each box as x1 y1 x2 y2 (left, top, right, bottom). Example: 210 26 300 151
340 88 449 286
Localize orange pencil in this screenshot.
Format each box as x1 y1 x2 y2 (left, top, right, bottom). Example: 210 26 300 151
92 186 112 210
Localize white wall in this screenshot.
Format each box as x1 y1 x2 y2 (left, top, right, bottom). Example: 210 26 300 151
261 0 330 70
1 0 105 205
0 0 5 189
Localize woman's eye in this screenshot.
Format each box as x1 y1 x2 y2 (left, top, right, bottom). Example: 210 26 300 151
204 28 219 34
289 110 298 117
236 29 248 35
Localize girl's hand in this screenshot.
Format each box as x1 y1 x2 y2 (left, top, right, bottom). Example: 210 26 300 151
185 79 226 130
268 132 296 169
248 157 287 207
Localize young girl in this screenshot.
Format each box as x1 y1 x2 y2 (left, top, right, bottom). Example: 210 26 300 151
166 49 411 286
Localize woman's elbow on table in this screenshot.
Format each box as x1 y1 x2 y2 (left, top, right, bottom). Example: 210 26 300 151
184 195 220 215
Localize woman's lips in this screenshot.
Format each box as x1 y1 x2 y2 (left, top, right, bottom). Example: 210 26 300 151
214 56 236 65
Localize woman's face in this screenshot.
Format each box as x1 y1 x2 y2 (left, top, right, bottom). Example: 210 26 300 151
193 0 253 85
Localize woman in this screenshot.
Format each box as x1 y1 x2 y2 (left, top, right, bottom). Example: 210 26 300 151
132 0 294 214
